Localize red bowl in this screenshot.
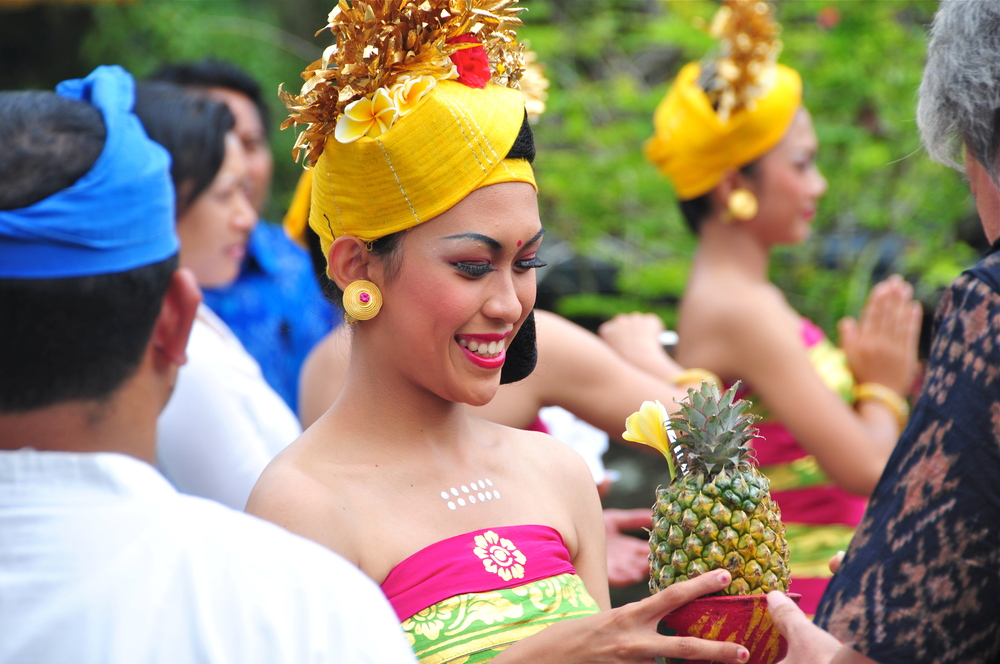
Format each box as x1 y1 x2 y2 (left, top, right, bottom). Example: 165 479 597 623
657 593 801 664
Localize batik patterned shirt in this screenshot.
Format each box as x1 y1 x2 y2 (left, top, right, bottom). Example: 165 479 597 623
814 241 1000 664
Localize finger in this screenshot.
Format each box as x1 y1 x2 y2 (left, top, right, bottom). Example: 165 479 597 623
766 590 806 639
887 279 916 340
864 280 894 339
838 317 857 350
654 635 749 664
607 508 654 531
607 543 650 587
607 563 647 587
767 591 844 662
639 570 732 619
642 313 665 333
906 301 923 351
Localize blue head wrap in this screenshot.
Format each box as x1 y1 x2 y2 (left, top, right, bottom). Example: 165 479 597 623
0 65 177 279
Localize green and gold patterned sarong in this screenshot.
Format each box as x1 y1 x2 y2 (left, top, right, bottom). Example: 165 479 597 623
381 525 599 663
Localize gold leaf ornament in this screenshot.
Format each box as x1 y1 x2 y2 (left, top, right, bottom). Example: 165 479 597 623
281 0 526 164
700 0 783 123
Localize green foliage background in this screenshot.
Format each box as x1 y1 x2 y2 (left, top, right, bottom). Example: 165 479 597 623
0 0 977 340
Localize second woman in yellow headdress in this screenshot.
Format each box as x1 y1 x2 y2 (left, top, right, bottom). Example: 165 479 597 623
609 0 922 615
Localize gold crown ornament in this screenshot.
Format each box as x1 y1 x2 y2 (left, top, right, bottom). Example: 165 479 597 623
279 0 537 263
646 0 802 200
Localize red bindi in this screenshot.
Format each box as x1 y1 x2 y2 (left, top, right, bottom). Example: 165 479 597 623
516 240 522 247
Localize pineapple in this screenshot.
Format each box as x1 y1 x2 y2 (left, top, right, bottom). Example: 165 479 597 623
623 381 790 596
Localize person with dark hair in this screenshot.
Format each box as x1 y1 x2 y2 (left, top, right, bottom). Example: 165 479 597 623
130 81 302 510
616 0 923 614
0 65 417 663
245 3 751 663
148 59 335 414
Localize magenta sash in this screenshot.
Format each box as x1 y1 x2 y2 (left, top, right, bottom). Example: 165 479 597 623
381 524 578 622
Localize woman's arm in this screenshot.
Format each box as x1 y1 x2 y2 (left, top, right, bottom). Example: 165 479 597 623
678 279 918 496
597 312 683 384
489 310 691 437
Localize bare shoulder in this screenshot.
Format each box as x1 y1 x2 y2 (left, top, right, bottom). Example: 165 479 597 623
246 440 361 564
683 274 785 331
679 275 798 371
489 421 596 497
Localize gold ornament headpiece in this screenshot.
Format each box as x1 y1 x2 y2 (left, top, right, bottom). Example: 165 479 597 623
282 42 550 249
520 49 549 123
646 0 801 200
280 0 536 259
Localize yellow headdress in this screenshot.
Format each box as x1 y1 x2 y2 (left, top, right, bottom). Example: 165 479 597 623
280 0 535 260
645 0 801 200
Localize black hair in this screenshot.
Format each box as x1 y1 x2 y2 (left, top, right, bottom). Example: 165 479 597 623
0 256 179 412
148 59 270 135
506 111 536 163
499 309 537 384
0 91 106 210
133 82 235 217
0 88 179 411
678 161 759 234
499 112 541 382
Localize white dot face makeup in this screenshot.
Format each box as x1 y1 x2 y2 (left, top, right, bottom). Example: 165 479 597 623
442 478 498 510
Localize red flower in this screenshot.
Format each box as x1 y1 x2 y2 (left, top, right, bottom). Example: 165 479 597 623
448 34 490 89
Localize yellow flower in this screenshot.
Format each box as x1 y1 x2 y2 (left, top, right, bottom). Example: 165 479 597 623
334 87 398 143
390 76 437 116
473 530 527 582
622 400 677 478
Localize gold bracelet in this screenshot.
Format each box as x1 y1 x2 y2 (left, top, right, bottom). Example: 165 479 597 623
853 382 909 430
672 368 722 391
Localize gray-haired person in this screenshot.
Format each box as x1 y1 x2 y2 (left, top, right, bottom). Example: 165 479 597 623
766 2 1000 662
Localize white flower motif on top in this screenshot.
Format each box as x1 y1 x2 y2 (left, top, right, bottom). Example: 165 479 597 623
473 530 526 581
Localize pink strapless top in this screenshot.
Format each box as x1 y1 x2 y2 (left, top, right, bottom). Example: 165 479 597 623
381 524 578 622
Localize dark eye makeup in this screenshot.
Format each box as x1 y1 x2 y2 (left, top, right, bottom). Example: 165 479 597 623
452 255 547 277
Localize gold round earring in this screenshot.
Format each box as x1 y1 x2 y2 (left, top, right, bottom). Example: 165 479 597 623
343 280 383 324
726 189 758 222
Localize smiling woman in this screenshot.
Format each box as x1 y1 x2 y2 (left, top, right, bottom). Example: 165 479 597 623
243 2 749 664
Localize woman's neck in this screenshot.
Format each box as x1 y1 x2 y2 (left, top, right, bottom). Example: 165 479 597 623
328 345 479 458
693 215 772 281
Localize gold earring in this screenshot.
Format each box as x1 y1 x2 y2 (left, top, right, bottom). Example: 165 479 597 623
726 189 758 222
343 280 382 324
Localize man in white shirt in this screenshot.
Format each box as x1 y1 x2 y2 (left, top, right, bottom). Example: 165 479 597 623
0 66 416 664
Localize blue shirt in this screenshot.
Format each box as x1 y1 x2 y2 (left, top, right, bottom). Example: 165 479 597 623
202 221 336 414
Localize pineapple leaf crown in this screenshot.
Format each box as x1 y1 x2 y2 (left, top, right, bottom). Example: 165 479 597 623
668 381 759 479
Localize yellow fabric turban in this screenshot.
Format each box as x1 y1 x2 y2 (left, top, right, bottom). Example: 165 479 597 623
307 80 536 259
645 62 802 200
